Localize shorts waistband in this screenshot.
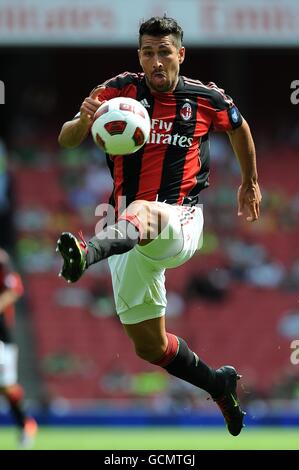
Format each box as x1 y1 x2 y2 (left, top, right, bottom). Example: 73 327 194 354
158 195 201 207
182 195 201 206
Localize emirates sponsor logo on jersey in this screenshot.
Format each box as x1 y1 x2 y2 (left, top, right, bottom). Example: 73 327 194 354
147 118 193 148
180 102 192 121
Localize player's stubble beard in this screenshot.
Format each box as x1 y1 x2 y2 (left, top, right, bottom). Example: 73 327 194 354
146 75 179 93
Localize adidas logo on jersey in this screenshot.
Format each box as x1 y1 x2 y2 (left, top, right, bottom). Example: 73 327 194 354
140 98 150 108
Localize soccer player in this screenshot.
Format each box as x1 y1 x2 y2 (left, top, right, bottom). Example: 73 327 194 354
57 16 262 436
0 248 38 448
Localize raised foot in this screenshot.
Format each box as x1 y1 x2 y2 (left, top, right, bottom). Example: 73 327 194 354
213 365 246 436
56 232 87 283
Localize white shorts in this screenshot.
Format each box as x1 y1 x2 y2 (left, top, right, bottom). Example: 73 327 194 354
0 342 18 387
108 203 203 325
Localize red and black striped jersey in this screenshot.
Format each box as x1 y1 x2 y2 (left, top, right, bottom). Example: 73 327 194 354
90 72 242 213
0 259 24 343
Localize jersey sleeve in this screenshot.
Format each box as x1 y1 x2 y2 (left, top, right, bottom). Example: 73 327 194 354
207 82 243 132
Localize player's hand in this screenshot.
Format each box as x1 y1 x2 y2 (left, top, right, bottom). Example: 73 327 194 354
237 181 262 222
79 97 102 126
79 88 106 126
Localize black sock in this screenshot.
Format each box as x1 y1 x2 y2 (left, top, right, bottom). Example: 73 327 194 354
86 219 140 266
165 337 225 397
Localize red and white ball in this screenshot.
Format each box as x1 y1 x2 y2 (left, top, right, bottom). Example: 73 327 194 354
91 97 151 155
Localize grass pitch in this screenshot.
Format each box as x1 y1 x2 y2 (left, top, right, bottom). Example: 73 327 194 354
0 426 299 450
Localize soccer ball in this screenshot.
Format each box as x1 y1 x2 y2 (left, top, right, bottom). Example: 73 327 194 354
91 97 151 155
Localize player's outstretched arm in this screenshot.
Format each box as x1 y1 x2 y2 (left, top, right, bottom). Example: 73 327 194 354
58 90 103 148
227 119 262 222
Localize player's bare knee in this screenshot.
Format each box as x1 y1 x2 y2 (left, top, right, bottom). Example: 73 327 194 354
128 200 151 224
127 200 170 243
126 199 149 212
121 200 151 239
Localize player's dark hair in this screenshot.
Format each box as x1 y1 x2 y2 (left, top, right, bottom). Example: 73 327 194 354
139 16 183 48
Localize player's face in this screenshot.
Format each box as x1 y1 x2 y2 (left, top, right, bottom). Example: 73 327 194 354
138 35 185 93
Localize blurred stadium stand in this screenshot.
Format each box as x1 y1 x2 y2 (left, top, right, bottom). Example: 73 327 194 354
0 0 299 426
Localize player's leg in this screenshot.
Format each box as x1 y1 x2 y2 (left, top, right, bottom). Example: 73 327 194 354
1 383 38 448
123 316 225 395
0 384 27 428
57 200 175 282
0 343 26 428
0 343 37 447
123 316 245 436
116 207 245 436
86 199 168 262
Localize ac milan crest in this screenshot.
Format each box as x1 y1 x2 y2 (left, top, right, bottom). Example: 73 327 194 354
180 102 192 121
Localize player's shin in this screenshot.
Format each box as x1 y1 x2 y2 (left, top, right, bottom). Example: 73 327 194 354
86 219 140 266
4 384 27 428
151 333 225 397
